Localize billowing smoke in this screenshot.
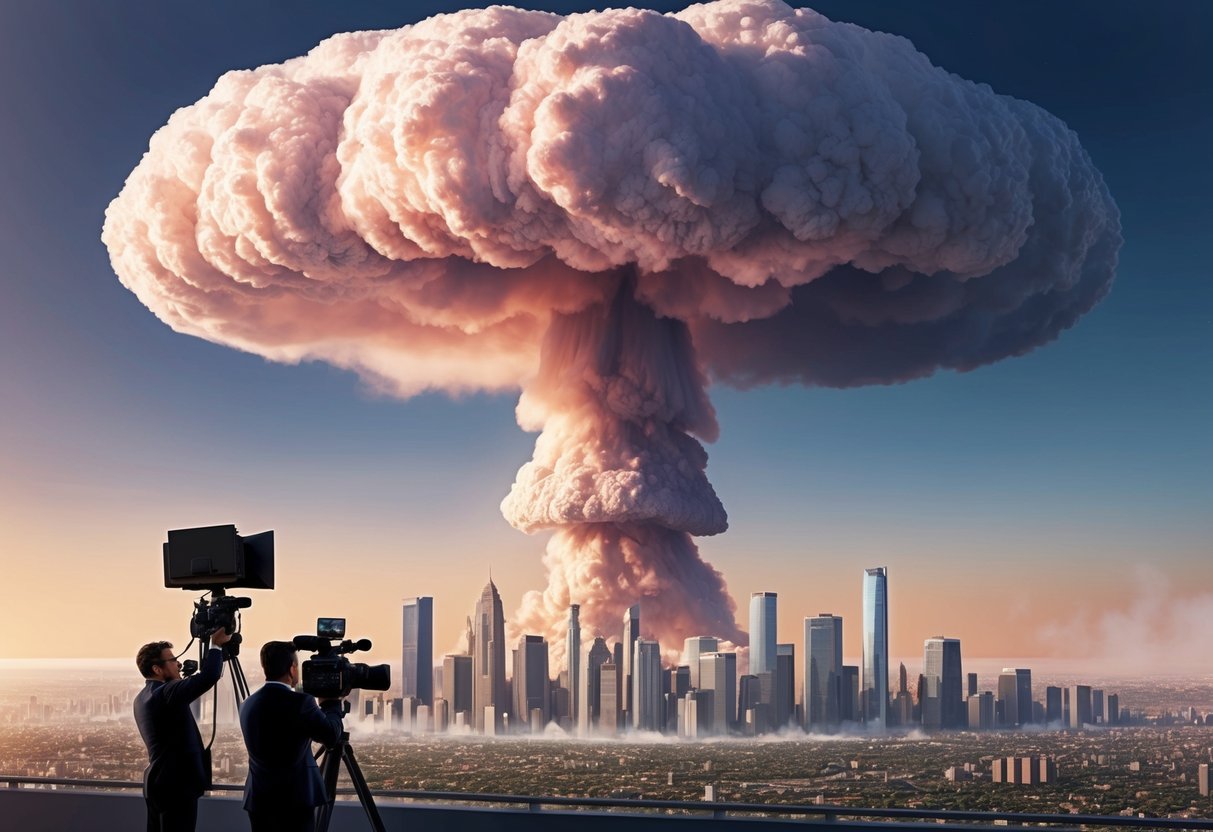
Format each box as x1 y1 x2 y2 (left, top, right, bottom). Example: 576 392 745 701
102 1 1120 665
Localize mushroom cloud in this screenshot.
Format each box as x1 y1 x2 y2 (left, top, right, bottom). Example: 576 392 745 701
102 0 1121 664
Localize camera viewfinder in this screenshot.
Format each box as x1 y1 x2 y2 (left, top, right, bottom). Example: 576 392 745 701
317 617 346 639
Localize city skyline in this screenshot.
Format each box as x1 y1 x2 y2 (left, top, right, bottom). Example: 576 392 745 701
0 0 1209 670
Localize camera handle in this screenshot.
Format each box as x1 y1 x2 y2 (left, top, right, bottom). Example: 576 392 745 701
314 732 386 832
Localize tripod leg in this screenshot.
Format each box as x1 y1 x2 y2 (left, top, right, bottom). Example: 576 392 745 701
313 745 341 832
341 744 387 832
230 656 250 704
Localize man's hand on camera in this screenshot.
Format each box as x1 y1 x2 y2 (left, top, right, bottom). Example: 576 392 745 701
209 626 233 648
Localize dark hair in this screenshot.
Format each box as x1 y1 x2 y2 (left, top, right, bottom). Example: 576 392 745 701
137 641 173 678
260 641 297 680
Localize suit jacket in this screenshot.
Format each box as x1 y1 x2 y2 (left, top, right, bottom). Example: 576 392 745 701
133 647 224 802
239 682 343 812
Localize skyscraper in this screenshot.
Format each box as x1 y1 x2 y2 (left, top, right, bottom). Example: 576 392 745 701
1068 685 1092 728
805 614 842 730
774 643 795 729
1045 685 1062 725
442 654 472 719
578 637 611 735
840 665 860 722
862 567 889 727
967 691 994 729
997 668 1032 727
1014 669 1032 726
700 652 737 735
471 578 507 733
599 662 619 736
567 605 581 724
923 637 963 729
632 639 663 732
738 674 764 732
513 634 550 729
749 592 778 677
622 604 640 717
997 670 1018 727
682 636 718 689
402 597 433 706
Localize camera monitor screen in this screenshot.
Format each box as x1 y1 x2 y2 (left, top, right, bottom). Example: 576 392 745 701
317 618 346 639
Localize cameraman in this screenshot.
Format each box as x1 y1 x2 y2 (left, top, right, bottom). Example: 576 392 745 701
133 627 232 832
240 641 344 832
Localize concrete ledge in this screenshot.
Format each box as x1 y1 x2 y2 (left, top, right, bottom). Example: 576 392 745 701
0 788 834 832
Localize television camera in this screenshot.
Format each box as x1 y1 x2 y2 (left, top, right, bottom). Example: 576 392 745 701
293 618 391 699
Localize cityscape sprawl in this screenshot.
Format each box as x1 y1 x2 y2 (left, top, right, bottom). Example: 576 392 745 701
4 568 1213 816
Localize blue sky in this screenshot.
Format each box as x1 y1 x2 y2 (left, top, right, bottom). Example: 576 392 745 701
0 1 1209 666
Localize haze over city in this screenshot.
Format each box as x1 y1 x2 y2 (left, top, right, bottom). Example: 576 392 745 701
0 0 1209 684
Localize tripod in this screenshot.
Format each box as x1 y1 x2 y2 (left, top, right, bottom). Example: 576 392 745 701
196 632 252 712
315 731 386 832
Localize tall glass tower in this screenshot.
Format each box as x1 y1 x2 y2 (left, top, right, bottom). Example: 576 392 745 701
923 636 963 729
805 614 842 729
402 596 433 706
749 592 778 676
567 605 581 724
862 567 888 728
622 604 640 717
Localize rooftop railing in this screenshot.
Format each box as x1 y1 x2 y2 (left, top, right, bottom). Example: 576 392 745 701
1 775 1211 831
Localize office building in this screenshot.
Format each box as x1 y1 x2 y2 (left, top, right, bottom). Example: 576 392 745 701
1199 763 1210 798
1092 689 1105 724
1068 685 1092 728
997 670 1017 727
682 636 718 689
513 635 550 729
700 652 737 735
862 567 889 727
578 636 611 735
1012 669 1032 726
1045 685 1062 724
923 637 963 729
632 639 663 732
968 691 994 729
775 643 795 729
805 614 842 730
401 597 433 706
442 654 472 718
682 689 713 738
622 604 640 718
749 592 778 677
471 578 507 733
599 662 619 736
672 665 691 699
840 665 860 722
995 669 1031 726
1107 693 1119 725
567 605 581 725
967 672 978 698
738 674 762 729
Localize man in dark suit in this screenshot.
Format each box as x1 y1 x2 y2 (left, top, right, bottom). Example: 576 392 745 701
134 627 231 832
240 641 344 832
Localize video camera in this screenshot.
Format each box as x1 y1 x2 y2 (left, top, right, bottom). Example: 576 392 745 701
190 592 251 641
294 618 391 699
